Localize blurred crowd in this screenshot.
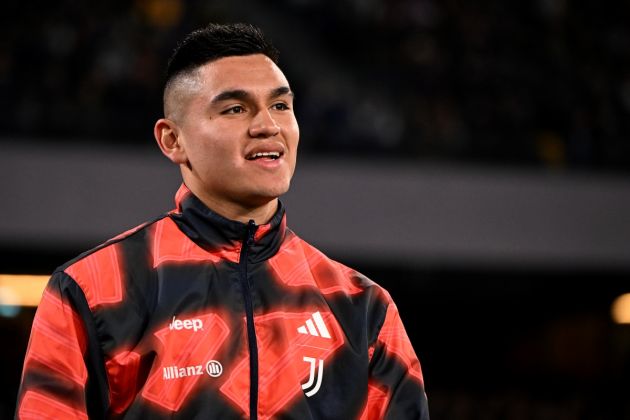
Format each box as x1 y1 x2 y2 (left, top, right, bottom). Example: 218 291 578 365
1 0 629 171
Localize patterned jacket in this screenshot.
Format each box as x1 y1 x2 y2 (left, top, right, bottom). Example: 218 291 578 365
17 185 429 419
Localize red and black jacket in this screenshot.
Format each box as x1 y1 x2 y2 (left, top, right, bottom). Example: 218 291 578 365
17 185 429 419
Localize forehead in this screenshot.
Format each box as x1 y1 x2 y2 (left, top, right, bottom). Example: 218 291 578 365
197 54 290 94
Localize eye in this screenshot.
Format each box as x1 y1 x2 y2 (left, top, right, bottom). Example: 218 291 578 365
222 105 245 114
271 102 290 111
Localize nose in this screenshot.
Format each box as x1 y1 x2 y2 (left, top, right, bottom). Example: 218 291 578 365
249 109 280 138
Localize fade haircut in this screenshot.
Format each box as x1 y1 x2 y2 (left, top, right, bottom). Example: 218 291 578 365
163 23 280 119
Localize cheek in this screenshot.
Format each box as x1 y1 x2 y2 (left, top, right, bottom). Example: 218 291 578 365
285 118 300 148
290 125 300 163
185 129 237 167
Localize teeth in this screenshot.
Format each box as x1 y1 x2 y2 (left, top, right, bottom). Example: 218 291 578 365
249 151 281 159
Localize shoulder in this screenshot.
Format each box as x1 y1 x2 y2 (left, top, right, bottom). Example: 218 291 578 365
271 230 391 301
54 213 170 309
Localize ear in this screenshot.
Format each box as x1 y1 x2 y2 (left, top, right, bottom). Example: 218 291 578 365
154 118 188 165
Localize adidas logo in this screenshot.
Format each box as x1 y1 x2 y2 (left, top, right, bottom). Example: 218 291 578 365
297 311 331 339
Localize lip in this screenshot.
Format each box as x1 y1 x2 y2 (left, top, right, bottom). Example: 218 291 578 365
246 154 285 169
244 142 286 162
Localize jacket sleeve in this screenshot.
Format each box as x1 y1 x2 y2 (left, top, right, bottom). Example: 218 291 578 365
363 298 430 420
16 271 108 419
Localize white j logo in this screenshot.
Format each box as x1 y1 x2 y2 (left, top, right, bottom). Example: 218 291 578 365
301 357 324 397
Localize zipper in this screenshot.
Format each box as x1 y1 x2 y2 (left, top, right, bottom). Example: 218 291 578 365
239 220 258 420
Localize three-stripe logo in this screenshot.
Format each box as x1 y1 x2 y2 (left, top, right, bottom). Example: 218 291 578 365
297 311 331 338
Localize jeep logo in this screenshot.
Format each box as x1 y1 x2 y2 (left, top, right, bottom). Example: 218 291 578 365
169 316 204 332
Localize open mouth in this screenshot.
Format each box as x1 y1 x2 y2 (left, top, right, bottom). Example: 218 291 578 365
246 151 282 160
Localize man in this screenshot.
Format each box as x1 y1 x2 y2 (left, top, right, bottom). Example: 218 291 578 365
17 23 429 419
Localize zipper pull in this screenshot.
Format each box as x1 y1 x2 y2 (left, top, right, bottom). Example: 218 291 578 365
246 220 256 247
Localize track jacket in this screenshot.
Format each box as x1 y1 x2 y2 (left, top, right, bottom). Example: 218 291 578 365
17 184 429 419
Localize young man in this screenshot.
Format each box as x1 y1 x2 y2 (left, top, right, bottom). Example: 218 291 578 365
17 23 429 419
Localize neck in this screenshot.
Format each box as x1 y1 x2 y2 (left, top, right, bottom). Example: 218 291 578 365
189 188 279 225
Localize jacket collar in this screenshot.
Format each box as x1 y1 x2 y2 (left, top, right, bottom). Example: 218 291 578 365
169 184 287 263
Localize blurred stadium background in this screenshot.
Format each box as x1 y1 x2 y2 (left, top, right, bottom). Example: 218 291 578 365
1 0 630 418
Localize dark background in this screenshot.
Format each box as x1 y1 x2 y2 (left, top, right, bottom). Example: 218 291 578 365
2 1 630 419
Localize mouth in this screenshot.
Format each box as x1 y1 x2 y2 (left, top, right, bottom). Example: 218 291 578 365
245 151 283 161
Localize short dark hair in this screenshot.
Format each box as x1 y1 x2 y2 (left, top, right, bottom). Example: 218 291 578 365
165 23 280 86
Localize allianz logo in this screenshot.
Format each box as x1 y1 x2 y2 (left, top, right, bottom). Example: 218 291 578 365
169 315 203 332
163 360 223 380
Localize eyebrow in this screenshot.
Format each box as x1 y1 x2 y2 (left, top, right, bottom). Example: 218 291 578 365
211 86 293 104
270 86 294 99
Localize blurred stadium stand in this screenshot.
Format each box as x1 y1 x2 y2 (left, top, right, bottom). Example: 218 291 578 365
2 0 630 170
1 0 630 419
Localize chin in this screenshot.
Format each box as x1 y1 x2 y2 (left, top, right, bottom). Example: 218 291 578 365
262 178 291 196
246 184 290 206
271 182 292 198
